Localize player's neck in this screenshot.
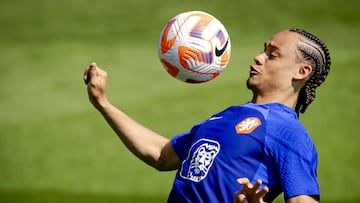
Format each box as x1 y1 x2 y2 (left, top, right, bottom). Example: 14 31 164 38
251 91 298 109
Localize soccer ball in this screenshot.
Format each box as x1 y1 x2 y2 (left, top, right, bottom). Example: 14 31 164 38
158 11 231 83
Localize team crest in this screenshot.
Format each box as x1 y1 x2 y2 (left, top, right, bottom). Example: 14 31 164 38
180 139 220 182
235 117 261 134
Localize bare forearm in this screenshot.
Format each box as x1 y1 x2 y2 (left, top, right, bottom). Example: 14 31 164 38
96 99 170 169
84 63 180 171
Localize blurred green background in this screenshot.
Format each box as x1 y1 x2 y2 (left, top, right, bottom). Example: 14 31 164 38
0 0 359 202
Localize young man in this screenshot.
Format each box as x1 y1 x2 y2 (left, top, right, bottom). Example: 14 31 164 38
83 28 331 203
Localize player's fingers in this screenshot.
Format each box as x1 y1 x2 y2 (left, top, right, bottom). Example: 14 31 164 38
89 62 97 69
237 177 251 186
257 186 269 199
88 62 98 76
83 68 90 84
252 179 262 192
237 177 254 196
233 191 246 203
86 63 100 84
83 62 97 84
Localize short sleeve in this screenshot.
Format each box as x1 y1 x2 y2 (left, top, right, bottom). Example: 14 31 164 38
271 129 320 201
171 123 201 161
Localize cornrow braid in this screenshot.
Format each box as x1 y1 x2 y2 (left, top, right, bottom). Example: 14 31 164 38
289 28 331 115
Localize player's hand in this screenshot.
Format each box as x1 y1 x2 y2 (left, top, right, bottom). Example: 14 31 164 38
234 178 269 203
83 62 109 109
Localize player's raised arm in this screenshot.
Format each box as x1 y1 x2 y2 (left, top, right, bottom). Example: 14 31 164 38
83 63 180 171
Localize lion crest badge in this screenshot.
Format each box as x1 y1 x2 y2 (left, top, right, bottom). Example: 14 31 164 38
180 138 220 182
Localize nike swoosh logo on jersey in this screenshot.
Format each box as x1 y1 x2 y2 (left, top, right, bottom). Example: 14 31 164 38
208 116 223 121
215 40 229 57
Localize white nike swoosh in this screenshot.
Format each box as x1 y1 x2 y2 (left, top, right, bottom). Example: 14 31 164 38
208 116 223 121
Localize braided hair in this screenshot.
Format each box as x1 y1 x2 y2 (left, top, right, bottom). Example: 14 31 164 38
289 28 331 115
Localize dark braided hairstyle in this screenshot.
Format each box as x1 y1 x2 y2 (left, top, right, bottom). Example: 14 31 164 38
289 28 331 115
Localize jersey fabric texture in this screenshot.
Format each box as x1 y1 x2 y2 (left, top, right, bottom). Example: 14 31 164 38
167 102 319 203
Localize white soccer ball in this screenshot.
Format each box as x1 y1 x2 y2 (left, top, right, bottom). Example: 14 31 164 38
158 11 231 83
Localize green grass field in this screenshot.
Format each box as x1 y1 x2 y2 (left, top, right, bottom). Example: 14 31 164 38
0 0 359 202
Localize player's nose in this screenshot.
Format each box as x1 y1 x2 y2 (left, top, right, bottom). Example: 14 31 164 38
253 52 266 65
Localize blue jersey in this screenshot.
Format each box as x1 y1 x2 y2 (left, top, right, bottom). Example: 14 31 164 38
168 102 319 202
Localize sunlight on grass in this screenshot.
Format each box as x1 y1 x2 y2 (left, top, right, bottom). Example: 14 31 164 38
0 0 359 202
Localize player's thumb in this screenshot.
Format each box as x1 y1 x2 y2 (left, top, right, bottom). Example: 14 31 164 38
88 62 98 75
86 62 99 83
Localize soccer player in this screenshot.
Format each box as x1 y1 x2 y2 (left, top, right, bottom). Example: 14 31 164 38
83 28 331 203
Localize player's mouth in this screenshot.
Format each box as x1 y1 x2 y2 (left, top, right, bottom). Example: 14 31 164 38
249 65 260 76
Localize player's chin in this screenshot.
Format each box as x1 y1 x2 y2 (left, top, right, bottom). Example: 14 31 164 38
246 78 257 90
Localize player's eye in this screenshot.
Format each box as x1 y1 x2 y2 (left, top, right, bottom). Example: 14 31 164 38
269 51 280 59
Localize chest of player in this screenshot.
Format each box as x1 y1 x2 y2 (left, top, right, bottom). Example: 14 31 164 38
192 107 266 159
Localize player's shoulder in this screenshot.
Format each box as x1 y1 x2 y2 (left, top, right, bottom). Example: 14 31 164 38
237 103 310 141
214 103 267 121
261 104 316 152
238 102 297 121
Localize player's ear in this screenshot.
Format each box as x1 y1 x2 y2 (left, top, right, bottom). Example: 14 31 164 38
294 64 313 80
